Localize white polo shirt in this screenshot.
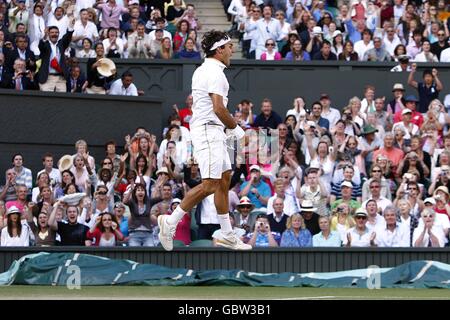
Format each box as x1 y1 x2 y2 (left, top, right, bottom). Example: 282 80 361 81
375 223 410 247
412 224 446 247
366 214 386 233
108 79 138 96
73 20 99 47
343 227 375 247
191 58 229 129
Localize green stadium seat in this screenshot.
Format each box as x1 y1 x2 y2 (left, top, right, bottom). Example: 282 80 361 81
188 239 213 247
173 240 187 247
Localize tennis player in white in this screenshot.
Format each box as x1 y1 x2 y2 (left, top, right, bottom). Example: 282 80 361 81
158 30 252 251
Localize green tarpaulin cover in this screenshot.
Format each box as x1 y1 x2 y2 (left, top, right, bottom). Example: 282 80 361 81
0 252 449 288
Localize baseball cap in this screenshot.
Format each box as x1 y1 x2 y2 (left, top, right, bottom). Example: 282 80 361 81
307 121 316 128
402 108 412 115
423 197 436 205
249 164 261 172
341 180 353 188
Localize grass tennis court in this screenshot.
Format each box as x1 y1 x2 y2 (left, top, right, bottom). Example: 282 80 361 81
0 286 449 300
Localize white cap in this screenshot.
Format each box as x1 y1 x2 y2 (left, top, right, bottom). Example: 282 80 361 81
249 164 261 172
341 180 353 188
402 108 412 115
424 197 436 205
312 26 323 34
307 121 316 128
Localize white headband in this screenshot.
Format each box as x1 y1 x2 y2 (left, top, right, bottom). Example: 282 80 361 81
210 36 231 52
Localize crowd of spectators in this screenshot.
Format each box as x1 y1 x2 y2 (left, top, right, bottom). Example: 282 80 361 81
224 0 450 61
0 0 448 95
0 0 205 94
1 64 450 248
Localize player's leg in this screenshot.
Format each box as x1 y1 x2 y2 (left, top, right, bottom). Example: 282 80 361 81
214 172 251 250
158 178 220 251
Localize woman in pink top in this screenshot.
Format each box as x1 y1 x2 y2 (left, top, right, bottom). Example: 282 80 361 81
169 198 191 245
260 39 282 61
87 212 124 247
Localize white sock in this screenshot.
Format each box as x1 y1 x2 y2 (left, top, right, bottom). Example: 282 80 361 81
167 206 186 225
218 213 233 234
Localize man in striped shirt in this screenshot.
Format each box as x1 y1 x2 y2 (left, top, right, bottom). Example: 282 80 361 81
9 153 32 197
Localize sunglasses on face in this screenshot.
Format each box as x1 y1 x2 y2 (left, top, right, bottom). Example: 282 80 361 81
370 185 380 189
356 216 367 220
372 170 381 173
97 191 107 195
266 43 275 46
102 218 112 221
240 205 252 209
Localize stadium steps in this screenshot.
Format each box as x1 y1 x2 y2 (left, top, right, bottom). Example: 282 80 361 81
190 0 243 59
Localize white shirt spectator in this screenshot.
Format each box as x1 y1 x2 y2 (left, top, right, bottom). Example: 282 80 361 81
29 14 46 43
73 20 99 47
246 17 281 59
47 14 69 40
414 52 438 62
413 224 446 247
75 0 96 18
149 29 172 41
343 227 374 247
354 40 373 61
366 214 386 233
278 21 291 42
383 34 402 57
392 122 419 140
267 194 297 216
439 47 450 62
418 213 450 244
37 168 62 186
102 37 125 57
375 222 410 247
393 4 404 26
227 0 246 22
108 78 138 96
244 15 260 47
321 107 341 128
373 197 393 213
0 221 30 246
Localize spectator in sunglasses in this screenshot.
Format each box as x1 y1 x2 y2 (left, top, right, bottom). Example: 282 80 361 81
260 39 282 60
233 196 257 234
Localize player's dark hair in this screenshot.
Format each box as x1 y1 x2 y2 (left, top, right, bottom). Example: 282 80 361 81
202 30 230 58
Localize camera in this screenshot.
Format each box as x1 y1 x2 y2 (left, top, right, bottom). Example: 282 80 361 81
337 207 344 213
19 70 30 76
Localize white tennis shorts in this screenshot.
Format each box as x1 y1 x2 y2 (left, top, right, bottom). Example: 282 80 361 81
190 124 232 179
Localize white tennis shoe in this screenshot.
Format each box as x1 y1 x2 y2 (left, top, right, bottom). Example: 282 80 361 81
216 231 252 250
158 215 177 251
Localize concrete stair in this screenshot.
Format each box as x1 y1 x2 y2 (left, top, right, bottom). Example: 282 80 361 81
190 0 243 59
